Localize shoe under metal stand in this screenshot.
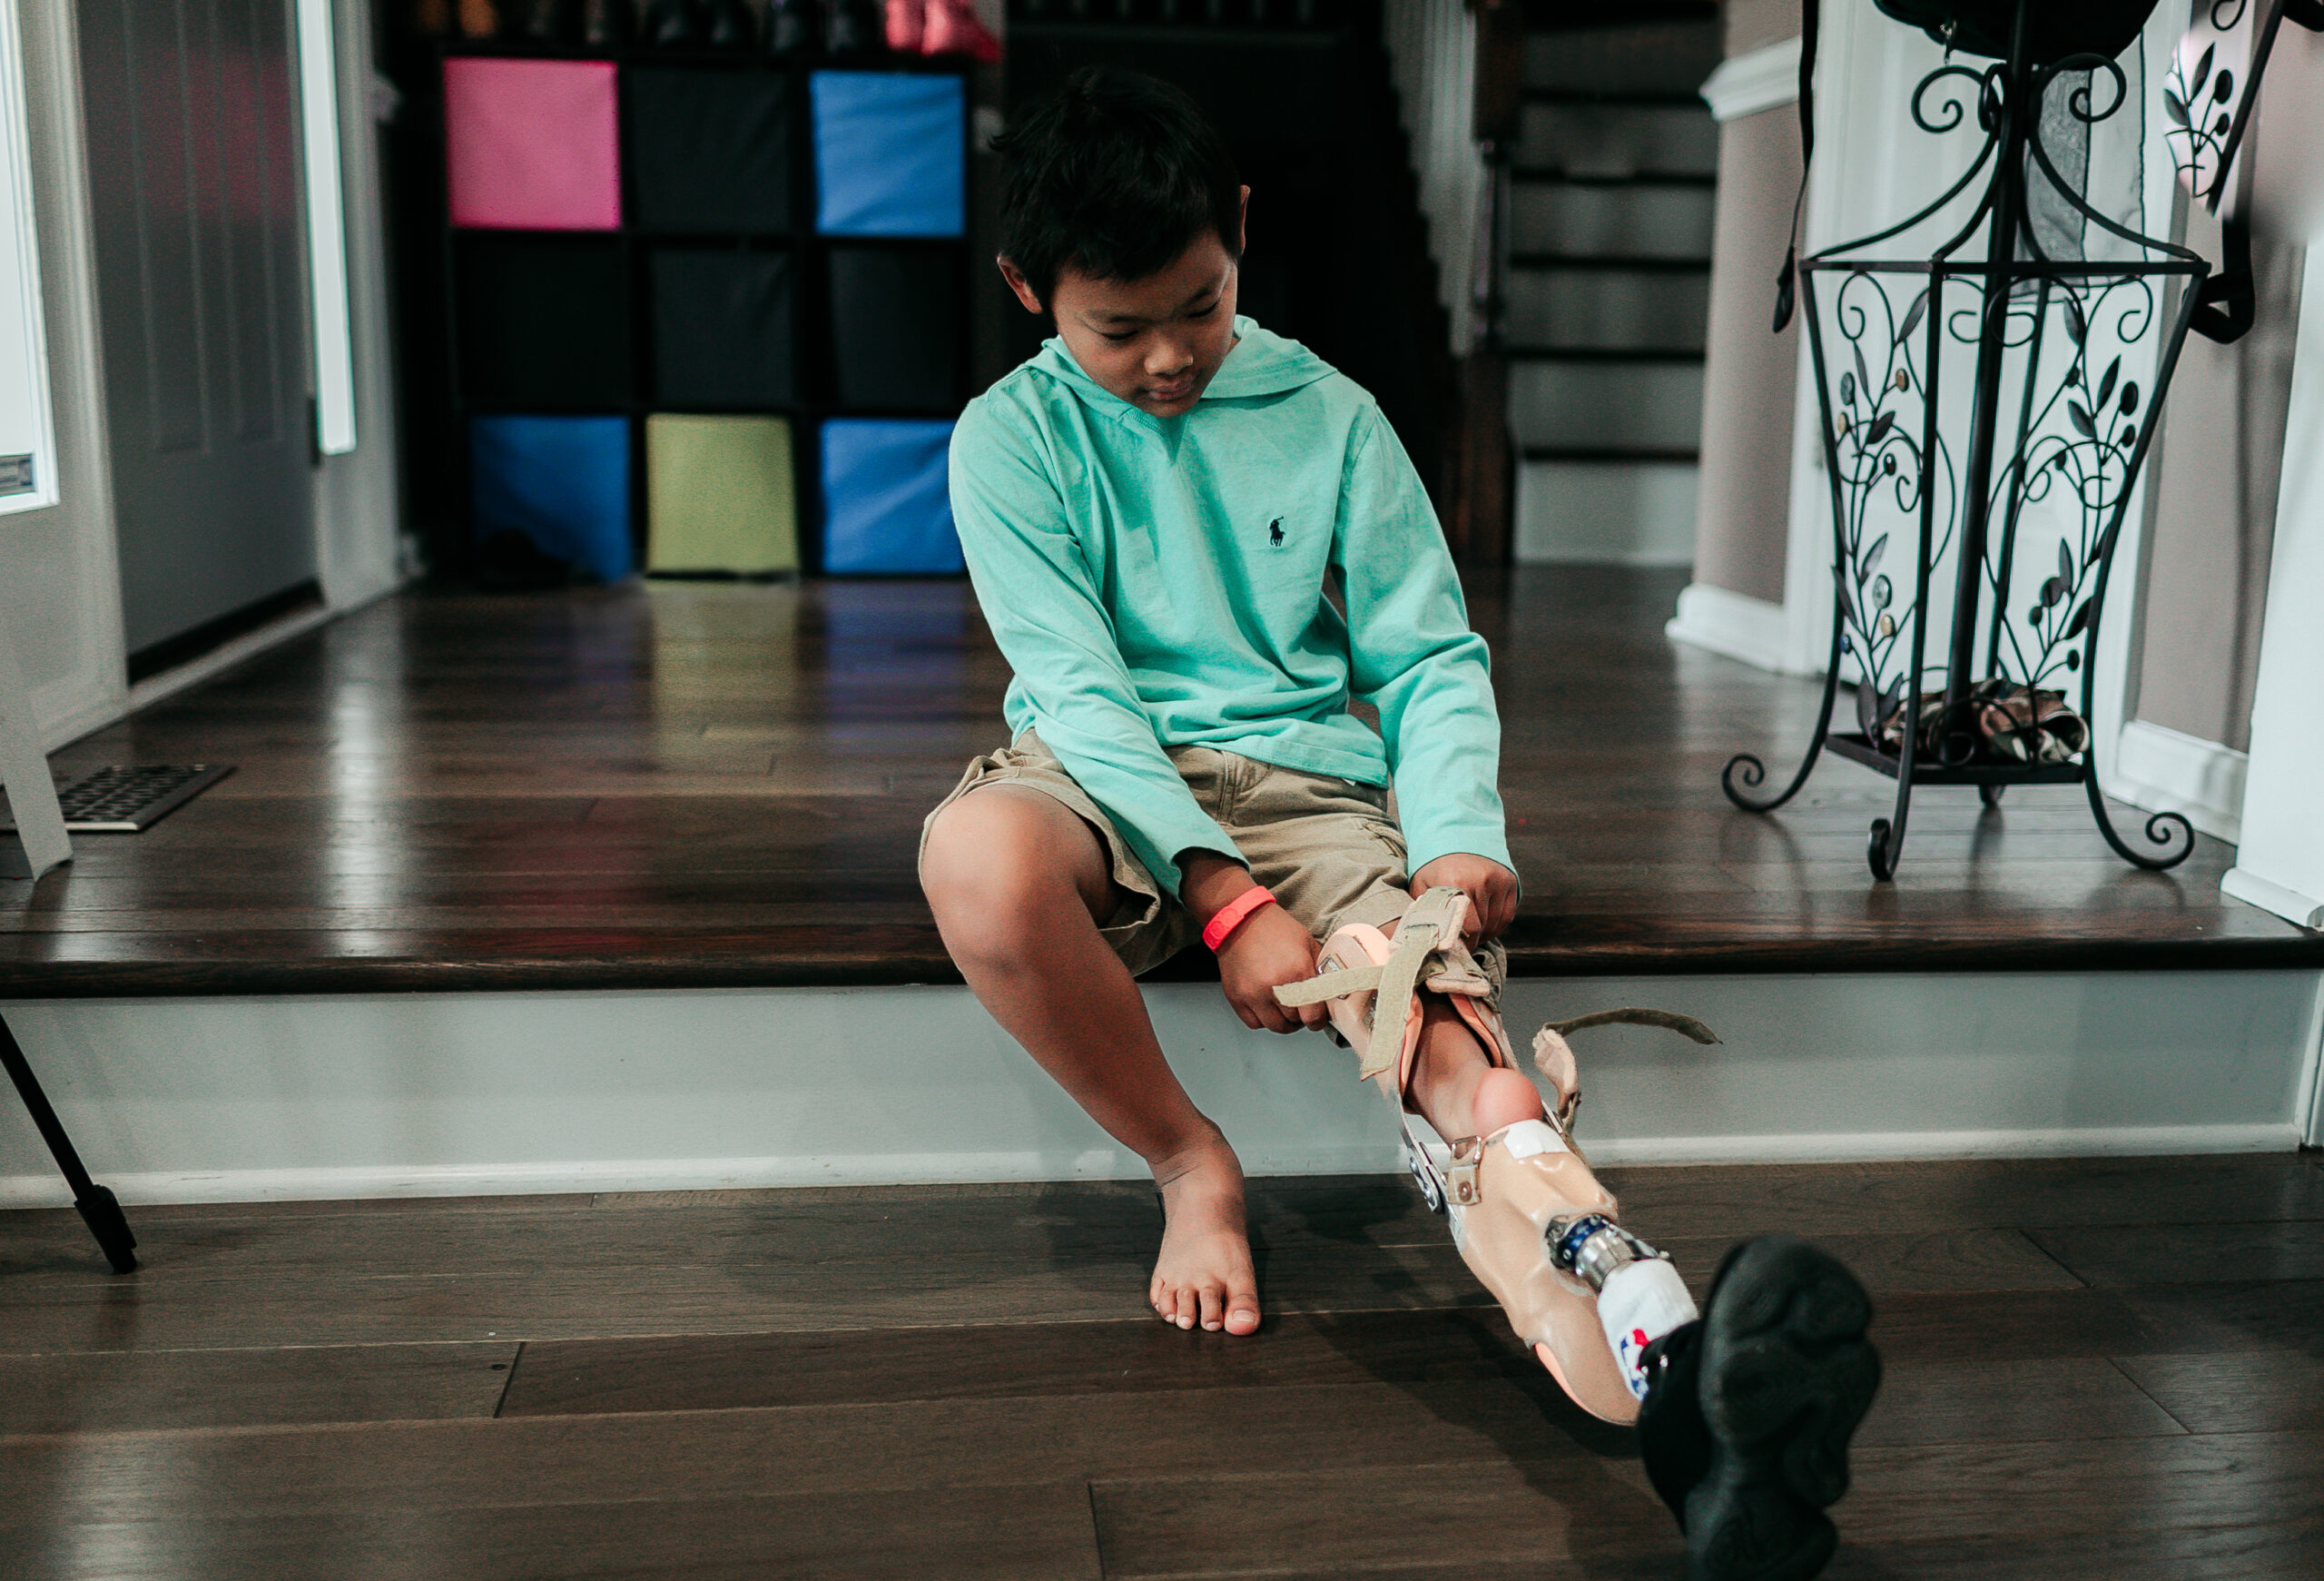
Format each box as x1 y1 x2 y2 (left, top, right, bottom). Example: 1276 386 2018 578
0 1011 137 1273
1718 0 2302 880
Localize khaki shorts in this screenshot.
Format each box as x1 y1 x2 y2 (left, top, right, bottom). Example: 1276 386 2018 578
922 729 1506 989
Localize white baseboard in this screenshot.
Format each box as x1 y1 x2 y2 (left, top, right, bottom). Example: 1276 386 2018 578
1665 582 1792 674
2113 719 2249 844
2222 865 2324 931
1 1123 2299 1209
1586 1122 2300 1168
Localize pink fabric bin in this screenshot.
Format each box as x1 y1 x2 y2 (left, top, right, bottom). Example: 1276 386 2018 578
445 58 621 231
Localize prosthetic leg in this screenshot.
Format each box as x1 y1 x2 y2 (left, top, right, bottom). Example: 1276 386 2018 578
1277 888 1881 1580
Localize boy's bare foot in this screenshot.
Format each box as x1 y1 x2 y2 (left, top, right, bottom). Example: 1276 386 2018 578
1149 1126 1261 1335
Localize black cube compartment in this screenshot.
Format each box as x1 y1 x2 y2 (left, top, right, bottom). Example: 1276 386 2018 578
628 67 796 235
651 247 798 408
827 244 962 413
456 235 631 410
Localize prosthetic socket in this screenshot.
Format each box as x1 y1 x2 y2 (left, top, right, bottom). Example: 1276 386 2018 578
1275 887 1714 1423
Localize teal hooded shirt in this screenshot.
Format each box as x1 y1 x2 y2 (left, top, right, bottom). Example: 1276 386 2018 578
948 317 1511 895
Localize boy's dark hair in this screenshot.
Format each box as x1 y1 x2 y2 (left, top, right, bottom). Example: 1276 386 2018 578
992 67 1242 309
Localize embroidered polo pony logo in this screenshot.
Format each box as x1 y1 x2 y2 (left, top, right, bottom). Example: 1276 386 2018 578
1267 517 1285 548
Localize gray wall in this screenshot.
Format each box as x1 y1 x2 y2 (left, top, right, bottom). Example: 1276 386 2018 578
1689 0 1802 602
2134 36 2324 752
1727 0 1803 55
1695 104 1802 604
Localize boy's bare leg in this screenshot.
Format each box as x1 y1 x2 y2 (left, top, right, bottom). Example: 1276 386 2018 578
921 785 1260 1335
1381 916 1542 1141
1402 1002 1545 1140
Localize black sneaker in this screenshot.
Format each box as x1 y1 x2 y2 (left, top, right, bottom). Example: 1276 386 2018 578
1635 1235 1881 1581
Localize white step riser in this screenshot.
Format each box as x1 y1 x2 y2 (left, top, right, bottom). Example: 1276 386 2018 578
1504 270 1709 351
1519 104 1719 177
1510 183 1717 259
1516 459 1699 566
1508 361 1705 450
4 969 2311 1202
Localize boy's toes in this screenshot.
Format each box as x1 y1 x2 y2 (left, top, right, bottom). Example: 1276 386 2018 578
1225 1289 1261 1336
1198 1283 1226 1331
1172 1287 1198 1329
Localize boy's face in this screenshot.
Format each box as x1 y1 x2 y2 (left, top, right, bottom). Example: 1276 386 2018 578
1000 190 1249 419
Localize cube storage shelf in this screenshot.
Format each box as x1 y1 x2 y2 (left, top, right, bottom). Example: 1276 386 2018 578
435 44 972 578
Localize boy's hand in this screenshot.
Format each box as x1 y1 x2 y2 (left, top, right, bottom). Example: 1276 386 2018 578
1180 854 1326 1033
1411 854 1518 940
1216 904 1325 1033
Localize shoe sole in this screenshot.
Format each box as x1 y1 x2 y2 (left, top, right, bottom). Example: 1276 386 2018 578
1685 1235 1881 1581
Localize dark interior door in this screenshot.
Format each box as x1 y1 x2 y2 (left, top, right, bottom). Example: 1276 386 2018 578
79 0 317 657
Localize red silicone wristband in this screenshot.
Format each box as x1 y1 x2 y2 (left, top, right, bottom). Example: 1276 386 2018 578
1202 885 1278 953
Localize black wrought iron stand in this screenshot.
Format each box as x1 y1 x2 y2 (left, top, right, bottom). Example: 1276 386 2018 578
1 1012 138 1273
1723 0 2227 879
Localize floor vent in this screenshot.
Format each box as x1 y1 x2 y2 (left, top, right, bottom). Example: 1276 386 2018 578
1 766 236 834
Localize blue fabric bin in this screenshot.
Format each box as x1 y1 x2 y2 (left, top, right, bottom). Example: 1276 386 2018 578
471 415 634 582
821 419 960 574
811 72 965 238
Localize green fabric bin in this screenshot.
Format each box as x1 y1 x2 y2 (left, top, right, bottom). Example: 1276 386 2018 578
645 415 800 575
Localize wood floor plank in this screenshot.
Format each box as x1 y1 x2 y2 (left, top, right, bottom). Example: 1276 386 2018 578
1817 1519 2324 1581
500 1310 1542 1418
0 1482 1105 1581
1599 1154 2324 1240
0 1240 1495 1353
0 1382 1626 1527
1092 1430 2324 1579
2026 1219 2324 1287
1650 1228 2082 1295
1866 1281 2324 1365
1853 1358 2184 1448
0 1343 519 1435
501 1320 2187 1463
2112 1351 2324 1435
1090 1459 1678 1580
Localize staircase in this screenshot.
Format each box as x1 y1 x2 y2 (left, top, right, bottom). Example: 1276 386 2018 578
1504 10 1722 563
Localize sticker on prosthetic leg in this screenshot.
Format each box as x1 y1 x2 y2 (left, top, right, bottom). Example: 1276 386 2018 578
1600 1259 1699 1400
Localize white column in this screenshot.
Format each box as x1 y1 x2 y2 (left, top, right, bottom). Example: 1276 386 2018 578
2224 241 2324 932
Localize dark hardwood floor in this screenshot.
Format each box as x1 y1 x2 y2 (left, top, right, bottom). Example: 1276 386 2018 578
1 568 2313 997
3 1152 2320 1576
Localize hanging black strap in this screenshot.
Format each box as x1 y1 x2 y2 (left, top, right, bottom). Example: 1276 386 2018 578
1773 0 1819 331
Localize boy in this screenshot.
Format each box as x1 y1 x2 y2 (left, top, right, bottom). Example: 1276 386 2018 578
921 68 1877 1581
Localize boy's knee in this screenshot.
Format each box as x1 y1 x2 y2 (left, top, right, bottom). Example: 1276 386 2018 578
921 788 1098 929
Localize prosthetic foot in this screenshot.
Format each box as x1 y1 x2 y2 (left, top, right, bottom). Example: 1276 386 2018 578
1638 1236 1881 1581
1274 888 1710 1424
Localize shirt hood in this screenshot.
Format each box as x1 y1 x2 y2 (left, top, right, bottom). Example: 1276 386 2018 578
1026 317 1337 416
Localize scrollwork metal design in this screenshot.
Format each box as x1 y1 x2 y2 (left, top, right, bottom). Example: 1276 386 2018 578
1720 4 2206 879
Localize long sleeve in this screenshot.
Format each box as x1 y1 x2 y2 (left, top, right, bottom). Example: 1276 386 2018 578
950 403 1245 894
1332 407 1515 881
